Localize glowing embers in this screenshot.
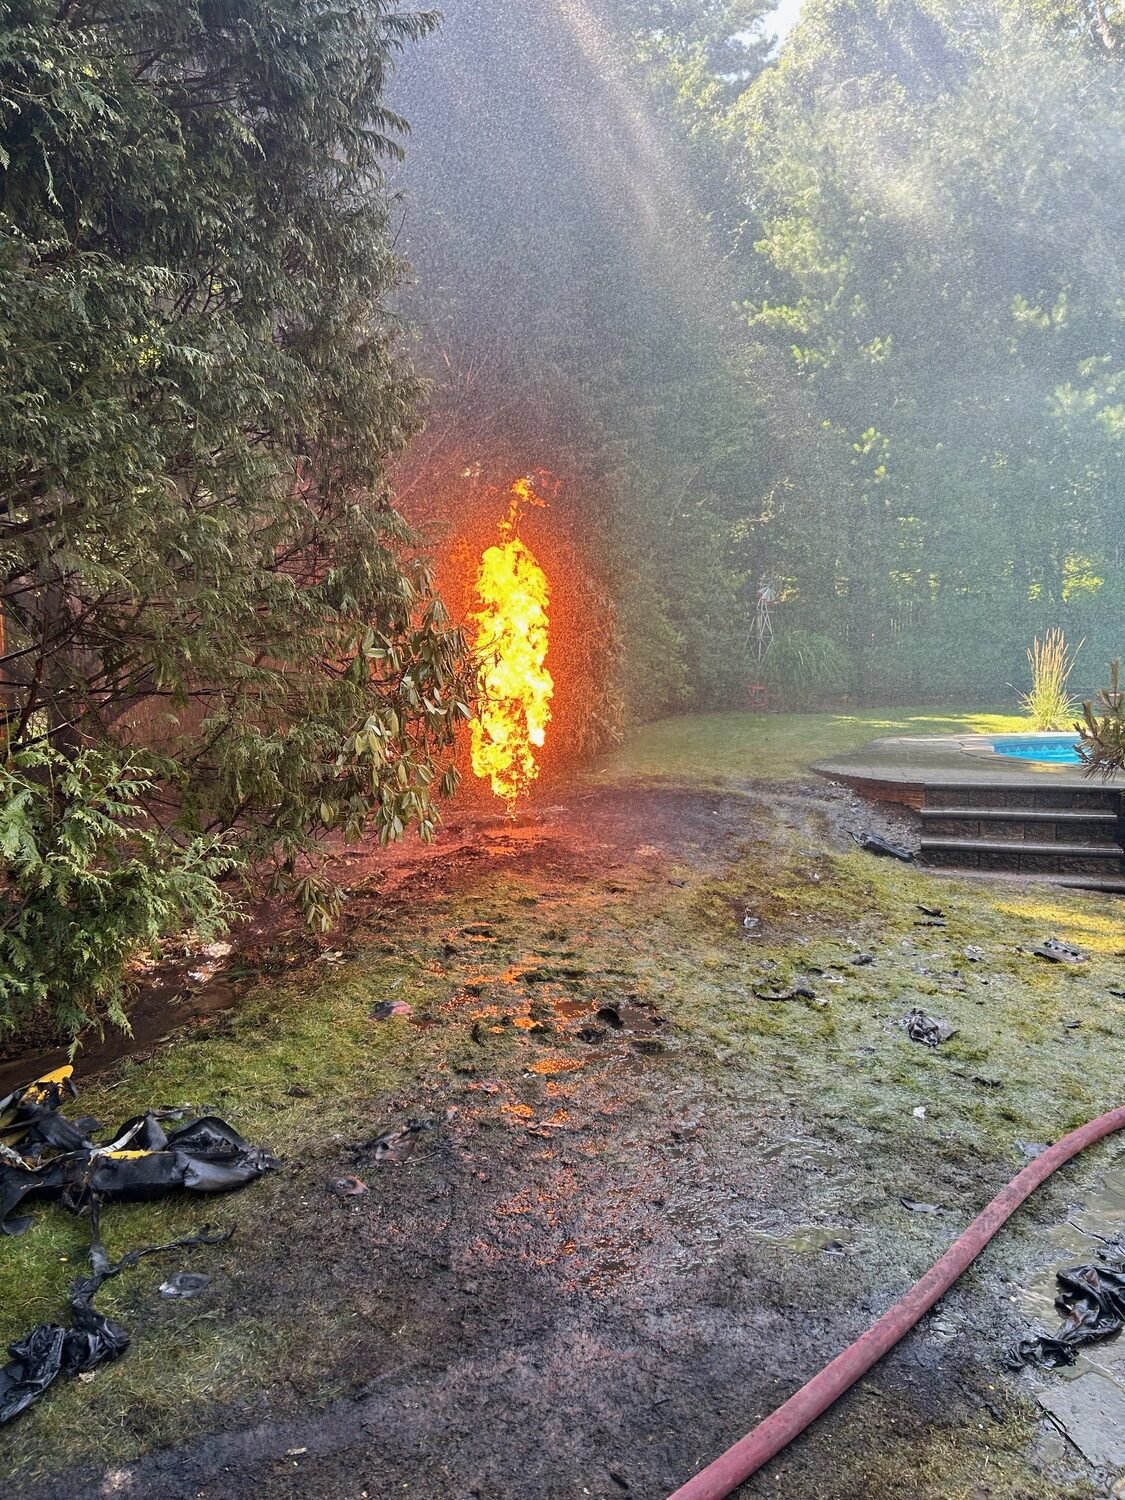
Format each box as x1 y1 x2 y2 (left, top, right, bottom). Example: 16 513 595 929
470 479 554 809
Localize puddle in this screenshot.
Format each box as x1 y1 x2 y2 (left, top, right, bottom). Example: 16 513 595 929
1016 1152 1125 1471
554 998 591 1020
0 968 242 1094
595 1002 667 1034
759 1136 843 1172
748 1225 855 1254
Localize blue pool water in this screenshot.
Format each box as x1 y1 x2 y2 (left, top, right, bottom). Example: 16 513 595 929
991 734 1083 765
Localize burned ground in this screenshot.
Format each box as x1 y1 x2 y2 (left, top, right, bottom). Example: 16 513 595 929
3 771 1123 1499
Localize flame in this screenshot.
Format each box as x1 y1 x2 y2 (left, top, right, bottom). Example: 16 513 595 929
470 479 554 809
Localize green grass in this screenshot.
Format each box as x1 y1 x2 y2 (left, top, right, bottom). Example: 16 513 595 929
0 947 456 1477
675 834 1125 1159
2 703 1121 1493
594 705 1029 782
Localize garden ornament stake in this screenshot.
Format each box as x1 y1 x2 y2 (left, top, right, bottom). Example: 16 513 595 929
749 575 779 665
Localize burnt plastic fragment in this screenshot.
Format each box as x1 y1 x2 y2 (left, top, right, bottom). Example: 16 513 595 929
0 1067 271 1423
366 1119 434 1164
370 1000 413 1020
159 1272 212 1299
1031 938 1089 964
855 833 914 861
901 1009 957 1046
1010 1248 1125 1368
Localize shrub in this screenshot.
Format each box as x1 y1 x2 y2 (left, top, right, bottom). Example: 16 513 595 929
763 631 853 711
0 747 234 1041
0 1 473 1037
1077 661 1125 779
1022 629 1080 730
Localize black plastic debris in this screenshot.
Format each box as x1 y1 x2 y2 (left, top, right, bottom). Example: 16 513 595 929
754 983 820 1004
0 1223 231 1423
1 1095 275 1236
915 904 947 928
901 1197 944 1214
901 1009 957 1046
855 833 913 862
0 1066 273 1424
1009 1247 1125 1368
1031 938 1089 964
0 1284 130 1424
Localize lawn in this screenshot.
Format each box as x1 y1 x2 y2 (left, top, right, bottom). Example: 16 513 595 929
595 705 1029 781
2 705 1121 1499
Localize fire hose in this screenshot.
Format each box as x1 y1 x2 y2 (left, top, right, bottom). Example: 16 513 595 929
667 1102 1125 1500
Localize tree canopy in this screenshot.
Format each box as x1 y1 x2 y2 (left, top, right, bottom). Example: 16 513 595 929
395 0 1123 713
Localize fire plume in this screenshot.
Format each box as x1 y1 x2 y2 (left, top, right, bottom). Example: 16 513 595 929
470 479 554 809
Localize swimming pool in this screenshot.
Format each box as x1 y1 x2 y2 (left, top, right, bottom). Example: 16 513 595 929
991 733 1084 765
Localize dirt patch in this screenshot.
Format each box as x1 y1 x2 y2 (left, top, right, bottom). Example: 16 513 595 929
6 775 1116 1500
19 1076 1030 1500
0 776 911 1094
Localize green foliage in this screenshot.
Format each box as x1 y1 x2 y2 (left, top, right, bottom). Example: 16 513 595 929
1021 628 1080 730
762 630 852 711
394 0 776 727
398 0 1124 721
0 747 233 1039
609 0 1125 707
615 577 691 722
0 0 474 1034
1077 661 1125 779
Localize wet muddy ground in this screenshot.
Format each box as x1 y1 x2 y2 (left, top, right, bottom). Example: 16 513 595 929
7 775 1125 1499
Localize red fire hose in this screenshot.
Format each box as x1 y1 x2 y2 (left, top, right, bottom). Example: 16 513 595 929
667 1102 1125 1500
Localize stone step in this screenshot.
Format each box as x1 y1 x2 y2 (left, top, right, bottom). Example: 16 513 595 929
922 783 1122 814
921 836 1124 858
919 806 1119 825
919 836 1124 879
920 810 1119 844
1050 873 1125 894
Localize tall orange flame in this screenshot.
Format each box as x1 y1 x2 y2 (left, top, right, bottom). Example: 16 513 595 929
470 479 554 809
